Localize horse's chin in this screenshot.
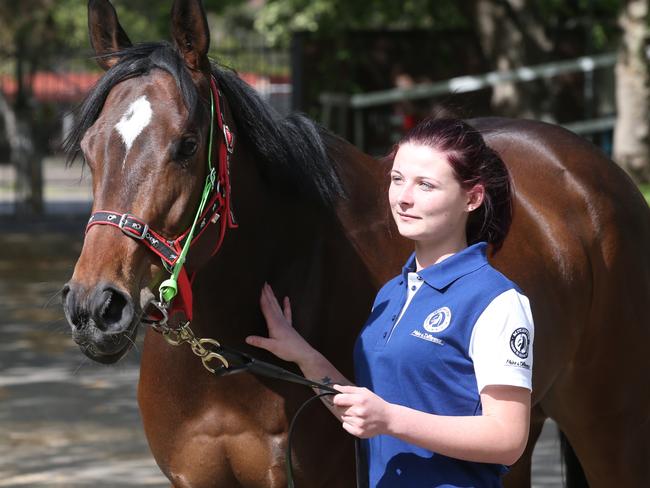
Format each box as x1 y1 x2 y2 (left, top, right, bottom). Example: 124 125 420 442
76 322 140 365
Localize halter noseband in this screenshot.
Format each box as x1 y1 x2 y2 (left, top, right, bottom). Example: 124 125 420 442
85 75 237 323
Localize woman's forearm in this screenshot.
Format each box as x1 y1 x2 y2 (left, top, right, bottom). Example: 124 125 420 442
385 403 529 465
296 352 353 419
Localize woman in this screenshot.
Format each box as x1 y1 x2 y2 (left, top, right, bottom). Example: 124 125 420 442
246 118 534 487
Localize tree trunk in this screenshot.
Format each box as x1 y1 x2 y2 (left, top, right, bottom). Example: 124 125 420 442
613 0 650 183
0 90 43 215
472 0 553 119
474 0 523 116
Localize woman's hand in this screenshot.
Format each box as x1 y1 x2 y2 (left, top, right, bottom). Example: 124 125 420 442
332 385 394 438
245 283 315 365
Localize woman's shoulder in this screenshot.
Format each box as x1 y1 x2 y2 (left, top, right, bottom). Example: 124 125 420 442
472 261 525 296
376 273 404 297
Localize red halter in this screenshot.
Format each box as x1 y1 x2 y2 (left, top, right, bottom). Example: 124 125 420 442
85 75 237 324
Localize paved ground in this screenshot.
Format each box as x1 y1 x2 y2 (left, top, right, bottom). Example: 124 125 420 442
0 224 168 487
0 160 564 486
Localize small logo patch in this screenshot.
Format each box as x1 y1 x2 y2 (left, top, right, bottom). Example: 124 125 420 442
422 307 451 333
510 328 530 359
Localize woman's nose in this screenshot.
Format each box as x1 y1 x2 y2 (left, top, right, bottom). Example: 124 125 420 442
397 185 414 206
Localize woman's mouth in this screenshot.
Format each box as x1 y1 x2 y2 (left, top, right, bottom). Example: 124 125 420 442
397 212 420 221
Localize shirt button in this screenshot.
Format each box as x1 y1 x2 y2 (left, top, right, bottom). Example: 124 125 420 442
391 314 397 321
399 280 404 285
411 285 417 291
382 332 387 338
416 275 423 281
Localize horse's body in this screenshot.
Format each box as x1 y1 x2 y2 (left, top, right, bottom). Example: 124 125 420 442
63 1 650 486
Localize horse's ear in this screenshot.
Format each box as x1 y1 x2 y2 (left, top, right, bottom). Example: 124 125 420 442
88 0 132 71
171 0 211 72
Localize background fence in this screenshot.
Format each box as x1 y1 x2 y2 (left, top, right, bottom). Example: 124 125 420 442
320 51 619 156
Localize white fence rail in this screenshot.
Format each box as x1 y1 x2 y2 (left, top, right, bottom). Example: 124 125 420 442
321 52 620 149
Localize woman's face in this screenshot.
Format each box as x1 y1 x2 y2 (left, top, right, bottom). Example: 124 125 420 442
389 143 482 248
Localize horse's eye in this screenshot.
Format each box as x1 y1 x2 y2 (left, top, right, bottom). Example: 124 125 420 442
178 137 198 158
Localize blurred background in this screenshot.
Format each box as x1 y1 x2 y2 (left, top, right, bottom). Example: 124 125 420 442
1 0 649 486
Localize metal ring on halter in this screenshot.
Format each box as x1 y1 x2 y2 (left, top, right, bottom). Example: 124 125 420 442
149 301 169 327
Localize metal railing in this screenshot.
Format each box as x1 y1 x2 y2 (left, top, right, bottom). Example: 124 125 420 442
321 52 620 149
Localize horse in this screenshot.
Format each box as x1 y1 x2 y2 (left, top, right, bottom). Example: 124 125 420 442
62 0 650 486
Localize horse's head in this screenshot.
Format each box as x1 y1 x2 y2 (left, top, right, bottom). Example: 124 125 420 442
63 0 220 363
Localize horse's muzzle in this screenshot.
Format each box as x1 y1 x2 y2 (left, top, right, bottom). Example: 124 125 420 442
62 281 137 363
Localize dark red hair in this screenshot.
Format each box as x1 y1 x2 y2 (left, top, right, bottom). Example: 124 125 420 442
392 117 513 250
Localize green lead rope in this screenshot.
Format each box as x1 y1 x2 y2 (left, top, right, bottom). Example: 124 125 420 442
158 87 217 304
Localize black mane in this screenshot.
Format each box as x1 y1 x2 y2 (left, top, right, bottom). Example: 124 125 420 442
64 42 344 207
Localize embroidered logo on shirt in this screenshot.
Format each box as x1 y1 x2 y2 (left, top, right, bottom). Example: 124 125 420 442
510 328 530 359
411 329 444 345
422 307 451 333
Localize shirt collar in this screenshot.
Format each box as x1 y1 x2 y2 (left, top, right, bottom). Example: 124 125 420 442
402 242 489 291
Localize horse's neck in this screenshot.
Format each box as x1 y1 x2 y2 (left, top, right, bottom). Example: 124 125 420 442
191 138 408 353
328 137 411 286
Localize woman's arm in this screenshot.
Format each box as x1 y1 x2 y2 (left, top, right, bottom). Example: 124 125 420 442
245 283 352 418
333 384 530 466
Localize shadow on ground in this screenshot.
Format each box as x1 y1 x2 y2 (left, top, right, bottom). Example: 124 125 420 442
0 215 168 487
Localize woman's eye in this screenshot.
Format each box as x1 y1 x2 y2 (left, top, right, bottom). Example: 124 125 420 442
419 181 434 190
391 175 403 183
178 138 198 158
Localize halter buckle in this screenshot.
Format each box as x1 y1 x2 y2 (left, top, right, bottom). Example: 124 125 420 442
118 213 149 240
223 125 235 154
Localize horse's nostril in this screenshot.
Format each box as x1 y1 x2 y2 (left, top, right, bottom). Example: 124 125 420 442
94 286 133 332
62 283 85 330
100 288 127 324
62 284 71 301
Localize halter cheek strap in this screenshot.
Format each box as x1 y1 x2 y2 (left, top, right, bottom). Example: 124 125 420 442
85 75 237 323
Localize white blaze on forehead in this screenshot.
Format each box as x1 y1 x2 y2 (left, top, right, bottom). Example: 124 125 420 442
115 95 153 153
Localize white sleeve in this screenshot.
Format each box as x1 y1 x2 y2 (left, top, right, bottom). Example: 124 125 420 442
469 289 534 393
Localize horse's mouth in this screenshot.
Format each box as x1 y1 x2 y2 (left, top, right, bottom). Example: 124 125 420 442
75 320 140 365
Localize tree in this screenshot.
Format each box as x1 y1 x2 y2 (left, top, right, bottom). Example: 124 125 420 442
0 1 59 214
613 0 650 182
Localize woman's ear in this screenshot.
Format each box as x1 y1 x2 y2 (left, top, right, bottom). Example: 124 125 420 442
467 184 485 212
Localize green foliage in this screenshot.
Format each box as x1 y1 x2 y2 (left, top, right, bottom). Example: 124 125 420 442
50 0 91 51
639 183 650 204
254 0 468 46
252 0 625 51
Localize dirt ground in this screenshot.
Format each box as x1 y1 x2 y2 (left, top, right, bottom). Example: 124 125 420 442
0 216 167 487
0 215 562 487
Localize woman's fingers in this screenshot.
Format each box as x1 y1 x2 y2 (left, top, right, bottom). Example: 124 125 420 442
332 392 356 408
260 284 294 330
262 283 282 315
341 421 364 438
332 385 363 407
333 384 357 394
283 296 292 325
245 335 274 352
260 285 284 327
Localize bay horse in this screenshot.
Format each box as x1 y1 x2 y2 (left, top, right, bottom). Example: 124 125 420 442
62 0 650 486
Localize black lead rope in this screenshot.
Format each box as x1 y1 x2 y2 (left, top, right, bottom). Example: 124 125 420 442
280 383 367 488
209 346 367 488
286 391 336 488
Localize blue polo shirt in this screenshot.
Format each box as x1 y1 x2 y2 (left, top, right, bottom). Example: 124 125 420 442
353 242 533 488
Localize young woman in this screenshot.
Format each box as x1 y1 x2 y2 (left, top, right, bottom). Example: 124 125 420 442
246 118 534 487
